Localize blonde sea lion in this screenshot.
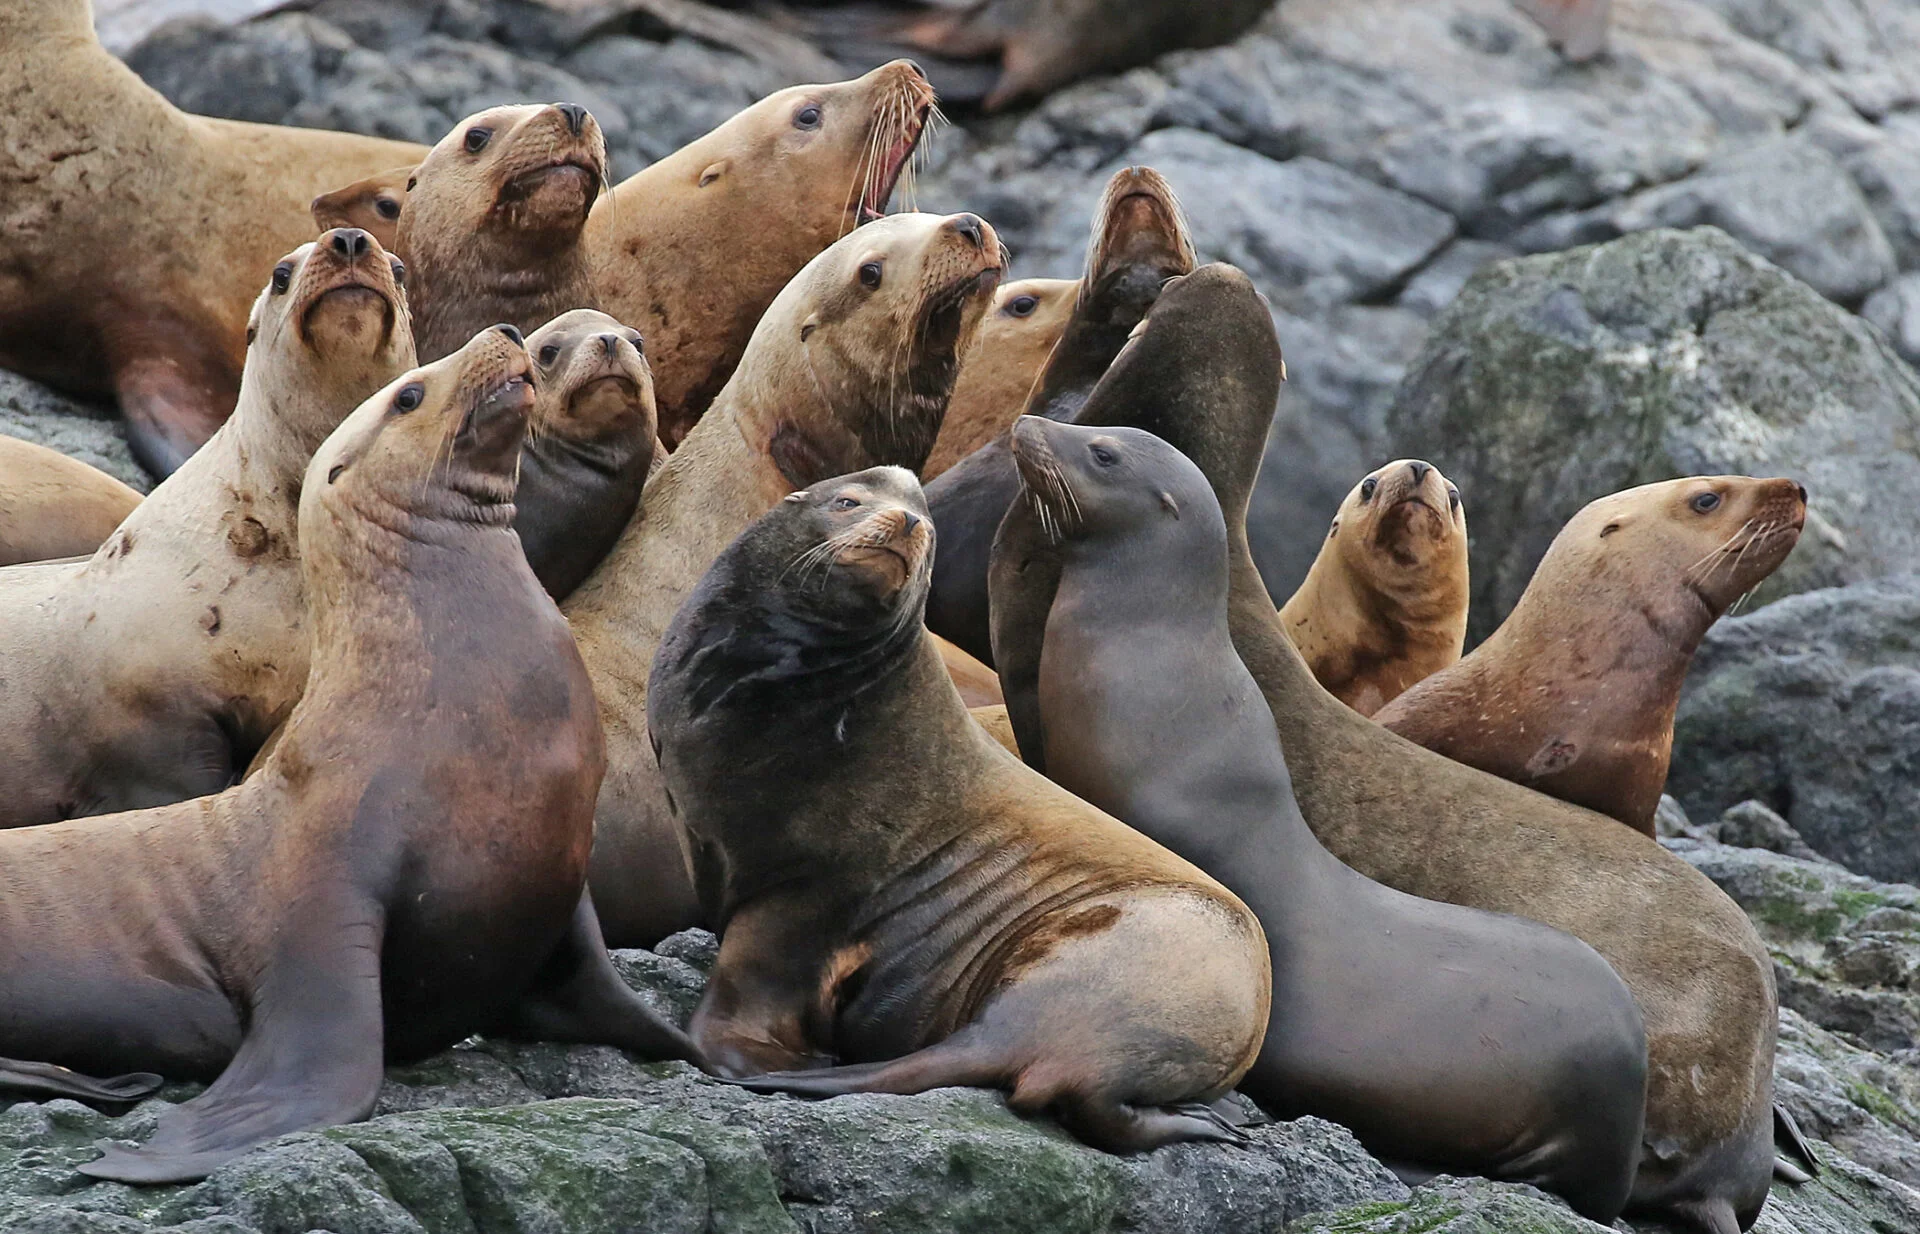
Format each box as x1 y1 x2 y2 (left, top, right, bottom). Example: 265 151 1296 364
0 230 414 828
564 210 1005 946
310 164 415 252
585 59 936 447
0 435 142 566
0 325 695 1186
649 465 1270 1152
1278 459 1469 717
0 0 425 474
935 633 1004 707
1376 476 1805 836
922 277 1078 480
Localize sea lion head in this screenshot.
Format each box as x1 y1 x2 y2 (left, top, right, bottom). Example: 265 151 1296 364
1080 165 1195 311
527 309 656 452
310 164 416 251
1323 459 1468 609
302 323 535 548
1008 415 1223 557
754 211 1005 484
401 102 607 257
926 277 1080 477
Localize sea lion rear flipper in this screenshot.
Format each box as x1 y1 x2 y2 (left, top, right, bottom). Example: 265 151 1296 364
77 898 385 1185
116 353 233 478
1773 1102 1820 1180
0 1058 162 1108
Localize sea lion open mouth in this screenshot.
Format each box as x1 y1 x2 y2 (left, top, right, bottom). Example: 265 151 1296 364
856 72 936 225
919 268 1003 354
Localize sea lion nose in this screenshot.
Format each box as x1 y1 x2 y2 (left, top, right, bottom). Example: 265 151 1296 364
1407 461 1432 485
900 511 922 535
493 323 524 346
599 333 619 356
330 228 372 259
1794 482 1808 503
554 102 588 135
949 214 987 250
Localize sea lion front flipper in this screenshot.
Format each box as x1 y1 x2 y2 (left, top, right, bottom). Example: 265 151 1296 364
77 898 385 1185
0 1059 162 1108
1773 1102 1820 1181
985 494 1061 772
115 351 233 478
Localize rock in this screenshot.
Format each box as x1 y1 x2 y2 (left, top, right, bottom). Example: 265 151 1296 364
1288 1175 1608 1232
0 372 151 493
1670 572 1920 884
1711 800 1832 864
1862 273 1920 368
1689 0 1920 121
1386 226 1920 639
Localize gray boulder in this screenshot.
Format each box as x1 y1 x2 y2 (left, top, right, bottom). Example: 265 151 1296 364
1386 226 1920 639
0 372 150 493
1862 272 1920 368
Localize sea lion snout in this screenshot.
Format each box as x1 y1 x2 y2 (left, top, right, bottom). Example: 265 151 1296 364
554 102 589 136
328 229 372 260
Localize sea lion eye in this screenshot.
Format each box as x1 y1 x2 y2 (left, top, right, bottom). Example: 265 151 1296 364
1090 444 1118 467
1690 491 1722 514
270 263 293 294
794 104 822 130
1007 295 1038 317
1448 487 1460 511
832 495 861 511
376 196 401 220
538 343 561 366
1359 477 1378 502
464 127 493 154
389 257 406 285
859 262 883 290
392 382 425 413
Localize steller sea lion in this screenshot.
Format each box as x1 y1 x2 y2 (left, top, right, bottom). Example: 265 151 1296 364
987 261 1782 1234
0 435 143 566
997 415 1646 1221
934 633 1004 707
1 324 697 1186
564 210 1005 947
1278 459 1469 717
586 60 937 448
518 309 660 602
0 0 425 475
925 164 1194 665
397 102 606 365
310 164 415 253
0 230 414 828
1376 476 1805 836
922 277 1078 480
648 464 1271 1153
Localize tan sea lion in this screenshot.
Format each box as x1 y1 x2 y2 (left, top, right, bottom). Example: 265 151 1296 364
310 164 415 252
0 0 426 475
1376 476 1806 836
923 277 1078 480
0 325 696 1185
0 230 414 828
397 103 606 364
987 263 1782 1234
0 436 142 566
935 633 1005 707
586 59 936 447
649 465 1270 1152
564 210 1005 946
1278 459 1469 717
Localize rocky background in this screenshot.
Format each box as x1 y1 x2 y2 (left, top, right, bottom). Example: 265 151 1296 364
4 0 1920 1228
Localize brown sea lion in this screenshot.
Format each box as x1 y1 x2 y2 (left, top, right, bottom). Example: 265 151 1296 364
1278 459 1469 717
925 164 1194 665
0 436 142 566
923 277 1078 480
310 164 415 252
648 465 1270 1152
0 230 414 828
518 309 660 602
987 262 1781 1234
0 0 425 475
998 416 1646 1220
0 324 696 1185
585 59 936 447
935 633 1004 707
564 210 1005 946
1376 476 1806 836
397 103 606 364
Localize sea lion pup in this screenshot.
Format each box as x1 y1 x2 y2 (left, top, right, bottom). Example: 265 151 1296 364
1278 459 1469 717
925 165 1193 664
1001 416 1646 1219
588 60 937 448
0 326 697 1186
648 466 1269 1152
518 309 659 601
310 164 415 252
398 103 607 364
565 210 1006 946
922 278 1078 480
988 263 1782 1234
1377 477 1805 836
0 0 424 476
0 230 413 828
0 436 142 566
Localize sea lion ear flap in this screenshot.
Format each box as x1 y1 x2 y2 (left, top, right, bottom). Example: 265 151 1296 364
1160 491 1180 518
698 160 729 188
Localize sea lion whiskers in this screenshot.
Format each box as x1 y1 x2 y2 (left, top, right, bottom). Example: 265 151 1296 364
1680 519 1755 587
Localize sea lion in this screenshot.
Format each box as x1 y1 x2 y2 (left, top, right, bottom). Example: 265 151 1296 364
988 262 1781 1234
935 633 1004 707
998 415 1646 1219
564 210 1005 947
0 436 142 566
586 60 936 447
1376 476 1806 836
0 325 696 1185
397 103 606 364
925 165 1194 664
310 164 415 252
518 309 660 601
648 464 1270 1152
922 278 1078 480
1278 459 1469 717
0 0 425 475
0 229 414 828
